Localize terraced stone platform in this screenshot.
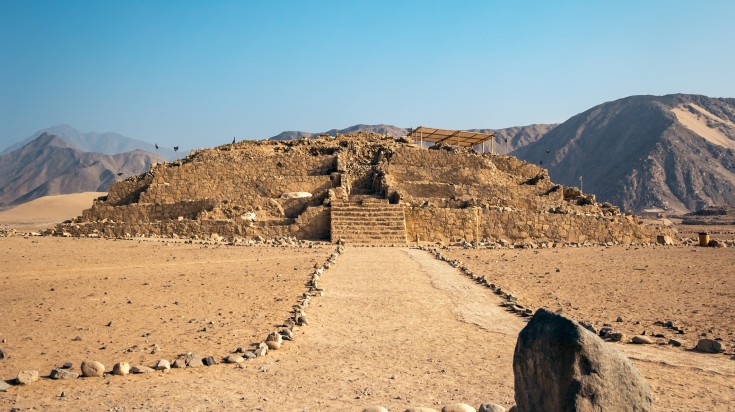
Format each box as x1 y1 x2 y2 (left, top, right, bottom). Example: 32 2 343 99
330 199 407 244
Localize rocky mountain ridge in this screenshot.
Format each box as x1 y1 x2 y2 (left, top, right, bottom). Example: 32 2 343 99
3 124 176 161
513 94 735 213
0 133 156 207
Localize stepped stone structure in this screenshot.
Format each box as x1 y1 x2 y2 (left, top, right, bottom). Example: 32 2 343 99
55 132 666 245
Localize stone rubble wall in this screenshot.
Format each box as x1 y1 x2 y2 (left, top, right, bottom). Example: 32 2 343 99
82 199 218 222
106 175 154 205
140 173 332 204
406 206 659 244
60 219 293 241
292 206 330 240
389 146 492 169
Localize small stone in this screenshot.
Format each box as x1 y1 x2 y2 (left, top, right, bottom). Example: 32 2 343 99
580 321 597 334
267 331 282 343
616 316 624 322
478 404 506 412
243 351 257 359
234 347 245 353
61 362 73 369
695 339 724 353
16 370 39 385
405 408 439 412
254 346 268 357
154 359 170 372
185 354 204 368
203 356 217 366
363 407 389 412
0 348 7 359
442 403 476 412
130 365 155 374
225 355 245 364
112 362 130 376
266 340 282 350
631 335 653 344
0 380 10 392
280 329 294 341
668 339 682 347
172 358 187 369
81 360 105 377
607 332 624 342
73 336 82 341
50 368 79 380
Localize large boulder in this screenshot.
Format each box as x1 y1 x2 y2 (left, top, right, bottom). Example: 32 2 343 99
513 308 652 412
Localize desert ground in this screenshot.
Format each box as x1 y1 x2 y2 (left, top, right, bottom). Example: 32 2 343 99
0 192 105 231
0 199 734 411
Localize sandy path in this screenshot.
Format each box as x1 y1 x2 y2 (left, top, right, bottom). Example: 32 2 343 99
2 246 734 411
1 247 522 411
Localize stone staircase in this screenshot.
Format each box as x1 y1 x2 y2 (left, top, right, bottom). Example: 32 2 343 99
330 198 407 244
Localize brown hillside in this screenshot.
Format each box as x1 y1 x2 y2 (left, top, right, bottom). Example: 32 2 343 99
0 133 156 206
514 94 735 213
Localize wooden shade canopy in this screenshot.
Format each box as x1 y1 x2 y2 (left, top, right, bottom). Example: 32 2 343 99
407 126 495 148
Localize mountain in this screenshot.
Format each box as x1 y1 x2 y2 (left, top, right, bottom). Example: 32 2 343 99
513 94 735 213
468 124 557 154
269 124 409 140
3 124 177 161
0 133 156 207
268 123 555 154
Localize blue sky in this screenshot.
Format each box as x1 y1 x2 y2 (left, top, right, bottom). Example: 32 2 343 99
2 0 734 150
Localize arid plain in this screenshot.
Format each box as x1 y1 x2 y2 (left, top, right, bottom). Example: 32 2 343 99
0 196 734 411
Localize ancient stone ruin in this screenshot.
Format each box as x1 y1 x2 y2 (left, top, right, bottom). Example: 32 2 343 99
54 132 663 244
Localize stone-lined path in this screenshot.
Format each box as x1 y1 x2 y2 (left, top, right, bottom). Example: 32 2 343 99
3 247 733 411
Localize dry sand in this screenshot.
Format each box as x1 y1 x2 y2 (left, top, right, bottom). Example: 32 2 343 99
1 241 734 411
444 245 735 353
672 104 735 150
0 192 106 230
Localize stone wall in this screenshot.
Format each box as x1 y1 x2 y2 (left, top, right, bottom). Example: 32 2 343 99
82 200 217 222
405 206 658 244
59 219 293 241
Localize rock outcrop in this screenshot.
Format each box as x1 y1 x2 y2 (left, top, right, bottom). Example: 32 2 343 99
513 308 652 411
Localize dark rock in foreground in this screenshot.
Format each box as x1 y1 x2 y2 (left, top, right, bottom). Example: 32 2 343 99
513 308 652 411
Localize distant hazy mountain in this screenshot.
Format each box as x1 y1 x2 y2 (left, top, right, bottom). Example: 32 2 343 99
3 124 176 161
268 123 554 154
513 94 735 213
269 124 410 141
0 133 156 206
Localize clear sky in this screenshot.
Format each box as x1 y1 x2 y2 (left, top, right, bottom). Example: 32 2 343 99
2 0 734 150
